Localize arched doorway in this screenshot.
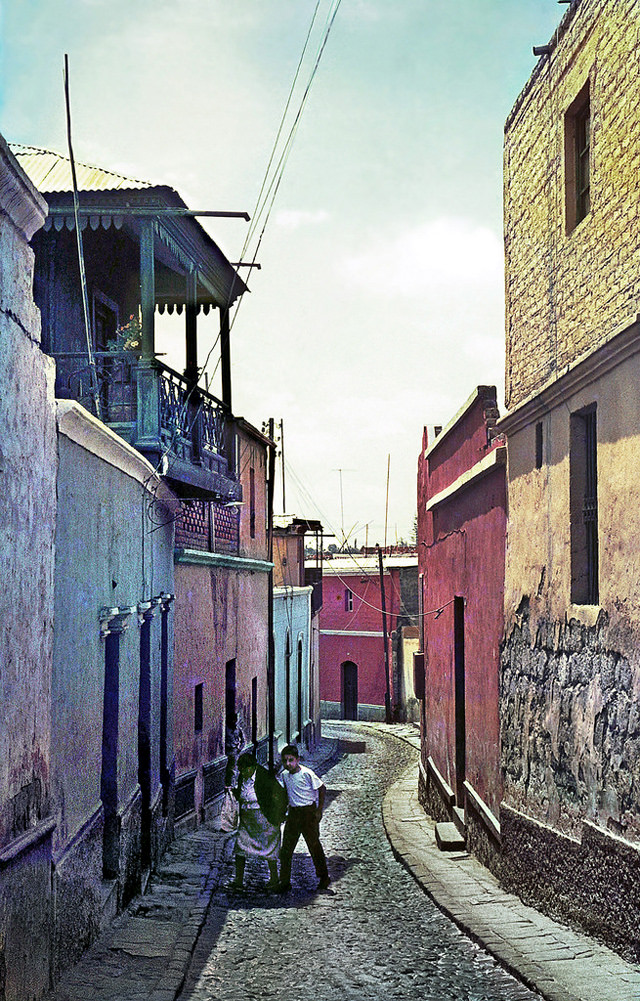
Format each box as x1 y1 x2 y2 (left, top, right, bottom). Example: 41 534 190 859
342 661 358 720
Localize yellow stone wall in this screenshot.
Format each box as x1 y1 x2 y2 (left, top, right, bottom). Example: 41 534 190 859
504 0 640 410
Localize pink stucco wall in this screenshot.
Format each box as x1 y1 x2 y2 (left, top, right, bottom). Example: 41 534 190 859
319 565 400 711
418 389 506 815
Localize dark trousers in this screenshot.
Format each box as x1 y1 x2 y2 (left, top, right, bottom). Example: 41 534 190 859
280 805 328 884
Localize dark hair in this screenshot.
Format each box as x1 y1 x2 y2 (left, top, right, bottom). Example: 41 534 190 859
238 752 257 770
281 744 299 759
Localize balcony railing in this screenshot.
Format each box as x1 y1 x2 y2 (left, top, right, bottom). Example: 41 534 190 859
53 351 239 499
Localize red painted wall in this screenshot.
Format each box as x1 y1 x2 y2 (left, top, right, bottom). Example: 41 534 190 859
418 389 506 815
319 563 400 711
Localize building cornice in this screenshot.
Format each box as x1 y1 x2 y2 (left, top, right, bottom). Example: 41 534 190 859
423 385 498 462
0 135 48 240
57 400 180 514
274 586 313 597
174 548 273 573
426 445 506 512
498 314 640 436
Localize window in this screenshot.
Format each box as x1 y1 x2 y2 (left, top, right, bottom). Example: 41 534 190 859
535 421 544 469
249 467 256 539
565 81 591 232
570 404 598 604
194 683 203 734
345 588 353 612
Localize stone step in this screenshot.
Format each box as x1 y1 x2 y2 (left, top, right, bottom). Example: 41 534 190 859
435 821 466 852
452 805 466 836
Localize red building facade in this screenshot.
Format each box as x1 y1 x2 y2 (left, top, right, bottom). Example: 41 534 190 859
417 387 506 867
319 555 418 721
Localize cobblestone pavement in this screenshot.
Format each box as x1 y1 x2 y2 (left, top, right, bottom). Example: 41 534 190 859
178 722 537 1001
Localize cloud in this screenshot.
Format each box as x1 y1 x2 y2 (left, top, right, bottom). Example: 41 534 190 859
342 217 503 297
274 208 330 230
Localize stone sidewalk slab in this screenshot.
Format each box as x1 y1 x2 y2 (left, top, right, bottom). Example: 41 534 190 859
45 737 339 1001
381 752 640 1001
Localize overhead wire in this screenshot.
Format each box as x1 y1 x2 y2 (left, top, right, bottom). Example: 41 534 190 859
141 2 343 536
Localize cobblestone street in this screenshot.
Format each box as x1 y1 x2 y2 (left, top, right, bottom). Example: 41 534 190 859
179 723 536 1001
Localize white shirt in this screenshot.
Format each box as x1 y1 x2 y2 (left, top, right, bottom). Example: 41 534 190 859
278 765 323 807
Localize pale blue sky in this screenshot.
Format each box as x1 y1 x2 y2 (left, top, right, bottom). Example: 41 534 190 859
1 1 564 544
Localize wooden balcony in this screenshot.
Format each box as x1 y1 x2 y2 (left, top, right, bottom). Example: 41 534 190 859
55 350 240 501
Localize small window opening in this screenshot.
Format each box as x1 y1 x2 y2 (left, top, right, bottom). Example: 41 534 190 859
249 467 256 539
565 81 591 232
570 404 598 604
194 683 203 734
535 421 544 469
345 588 353 612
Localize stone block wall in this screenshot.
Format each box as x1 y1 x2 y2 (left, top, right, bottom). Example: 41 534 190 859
504 0 640 410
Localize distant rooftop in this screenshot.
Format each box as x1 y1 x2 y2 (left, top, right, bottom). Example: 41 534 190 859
10 143 154 194
318 553 418 574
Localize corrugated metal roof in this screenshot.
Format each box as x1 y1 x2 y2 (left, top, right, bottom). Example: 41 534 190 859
9 143 153 193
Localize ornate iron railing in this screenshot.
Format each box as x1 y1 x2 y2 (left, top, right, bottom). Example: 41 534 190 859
157 362 226 459
53 353 229 466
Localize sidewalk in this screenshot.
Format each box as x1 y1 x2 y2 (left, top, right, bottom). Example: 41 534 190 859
45 737 338 1001
373 722 640 1001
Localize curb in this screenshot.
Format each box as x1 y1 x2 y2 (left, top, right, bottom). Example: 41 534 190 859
380 752 640 1001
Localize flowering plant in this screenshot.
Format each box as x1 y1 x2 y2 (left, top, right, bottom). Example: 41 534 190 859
110 313 142 354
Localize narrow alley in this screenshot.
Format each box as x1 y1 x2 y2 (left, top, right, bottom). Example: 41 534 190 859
178 724 535 1001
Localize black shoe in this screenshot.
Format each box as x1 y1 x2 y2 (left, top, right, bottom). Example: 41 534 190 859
317 877 331 891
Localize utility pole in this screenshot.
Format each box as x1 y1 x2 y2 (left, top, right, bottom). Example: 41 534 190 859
280 418 286 514
384 453 391 551
333 468 355 549
377 544 392 723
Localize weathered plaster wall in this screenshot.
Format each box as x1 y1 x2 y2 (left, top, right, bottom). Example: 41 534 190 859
53 405 175 970
273 587 312 748
0 142 54 853
501 0 640 954
0 137 55 1001
504 0 640 409
502 341 640 844
418 389 506 821
173 561 270 813
319 566 400 715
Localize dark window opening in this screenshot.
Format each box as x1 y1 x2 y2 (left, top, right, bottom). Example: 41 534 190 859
251 677 258 748
570 404 598 604
565 81 591 232
535 421 544 469
345 588 353 612
194 683 204 734
297 639 303 745
225 659 236 721
249 466 256 539
285 632 291 743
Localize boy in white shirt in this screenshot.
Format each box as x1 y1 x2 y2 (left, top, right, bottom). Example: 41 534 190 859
277 744 330 892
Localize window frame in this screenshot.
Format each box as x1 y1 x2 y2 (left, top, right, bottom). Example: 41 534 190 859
565 80 591 234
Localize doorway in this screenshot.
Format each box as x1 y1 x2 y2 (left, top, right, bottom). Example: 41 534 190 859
342 661 358 720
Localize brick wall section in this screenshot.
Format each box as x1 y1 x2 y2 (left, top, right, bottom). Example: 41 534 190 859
175 499 209 550
504 0 640 410
175 500 239 555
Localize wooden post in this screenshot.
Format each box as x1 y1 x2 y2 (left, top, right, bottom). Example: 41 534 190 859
220 306 232 412
185 270 198 383
140 220 155 359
